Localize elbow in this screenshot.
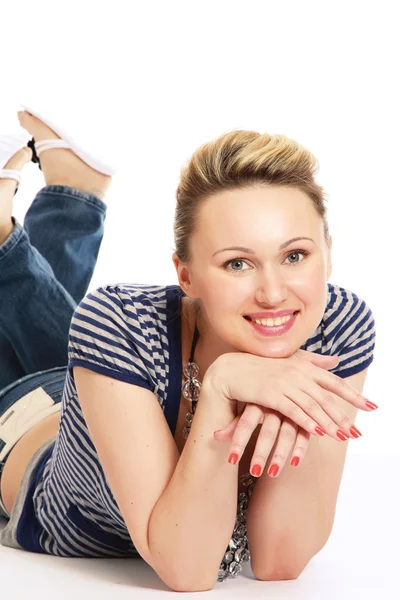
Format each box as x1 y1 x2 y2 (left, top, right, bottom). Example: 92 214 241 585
253 565 301 582
166 574 216 593
151 562 216 592
154 559 218 592
251 531 328 582
169 582 215 593
252 551 318 582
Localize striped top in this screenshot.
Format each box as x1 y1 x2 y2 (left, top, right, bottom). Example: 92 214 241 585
12 282 376 556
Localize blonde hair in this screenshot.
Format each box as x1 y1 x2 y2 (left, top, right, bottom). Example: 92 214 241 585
174 130 329 264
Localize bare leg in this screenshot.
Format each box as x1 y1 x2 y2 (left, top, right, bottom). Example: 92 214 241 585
0 113 114 515
17 111 112 199
0 147 32 245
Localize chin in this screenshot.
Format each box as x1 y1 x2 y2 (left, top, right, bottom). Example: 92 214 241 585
260 346 296 359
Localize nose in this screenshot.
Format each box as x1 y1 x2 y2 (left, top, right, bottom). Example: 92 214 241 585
254 267 288 306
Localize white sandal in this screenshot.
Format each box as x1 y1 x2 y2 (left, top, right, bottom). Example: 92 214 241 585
0 133 32 191
20 104 118 177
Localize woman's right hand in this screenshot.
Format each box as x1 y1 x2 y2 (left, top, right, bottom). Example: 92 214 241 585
204 351 375 442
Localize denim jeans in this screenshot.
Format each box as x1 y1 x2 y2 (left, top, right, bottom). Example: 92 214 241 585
0 185 107 518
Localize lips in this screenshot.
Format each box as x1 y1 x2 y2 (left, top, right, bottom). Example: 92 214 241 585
245 311 299 336
245 310 299 319
244 310 299 322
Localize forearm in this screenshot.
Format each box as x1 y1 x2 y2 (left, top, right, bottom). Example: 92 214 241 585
148 380 238 591
246 435 332 580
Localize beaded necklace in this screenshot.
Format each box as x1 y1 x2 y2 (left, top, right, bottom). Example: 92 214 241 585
181 323 256 583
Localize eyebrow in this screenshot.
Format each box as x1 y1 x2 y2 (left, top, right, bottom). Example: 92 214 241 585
212 237 316 257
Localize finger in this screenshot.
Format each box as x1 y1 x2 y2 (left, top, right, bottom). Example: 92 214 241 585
293 349 340 369
227 404 264 464
213 415 241 441
297 379 364 441
249 414 291 478
289 428 311 468
305 362 378 411
259 387 331 439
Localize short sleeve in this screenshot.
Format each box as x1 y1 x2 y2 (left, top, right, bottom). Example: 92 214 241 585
68 286 156 391
328 293 376 379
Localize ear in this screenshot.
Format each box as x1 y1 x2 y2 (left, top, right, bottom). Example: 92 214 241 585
172 252 198 298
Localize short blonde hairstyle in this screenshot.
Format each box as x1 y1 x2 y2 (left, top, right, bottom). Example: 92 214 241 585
174 130 329 264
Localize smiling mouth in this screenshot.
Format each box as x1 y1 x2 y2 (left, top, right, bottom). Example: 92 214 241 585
244 311 299 326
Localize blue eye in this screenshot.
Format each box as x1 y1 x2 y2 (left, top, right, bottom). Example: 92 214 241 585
286 250 309 264
223 250 309 273
224 259 249 272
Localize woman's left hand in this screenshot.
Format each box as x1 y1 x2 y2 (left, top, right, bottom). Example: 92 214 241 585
214 405 311 477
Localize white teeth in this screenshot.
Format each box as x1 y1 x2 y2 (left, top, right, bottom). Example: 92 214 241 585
250 313 294 327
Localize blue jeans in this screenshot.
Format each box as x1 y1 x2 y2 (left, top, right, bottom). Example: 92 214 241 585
0 185 107 518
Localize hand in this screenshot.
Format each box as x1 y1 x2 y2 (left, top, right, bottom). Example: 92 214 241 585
206 349 377 474
214 351 337 476
213 407 309 478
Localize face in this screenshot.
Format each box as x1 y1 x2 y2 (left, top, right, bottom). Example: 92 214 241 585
173 185 332 360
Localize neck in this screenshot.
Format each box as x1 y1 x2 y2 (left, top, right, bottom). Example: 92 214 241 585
185 298 230 376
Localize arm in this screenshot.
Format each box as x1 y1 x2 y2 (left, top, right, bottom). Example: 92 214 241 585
74 367 238 593
246 368 369 581
148 377 239 591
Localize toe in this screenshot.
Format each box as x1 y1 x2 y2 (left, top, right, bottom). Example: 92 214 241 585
17 110 59 141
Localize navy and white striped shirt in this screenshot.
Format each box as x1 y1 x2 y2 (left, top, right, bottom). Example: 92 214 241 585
11 282 376 556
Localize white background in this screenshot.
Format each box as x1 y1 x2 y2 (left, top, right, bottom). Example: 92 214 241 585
1 2 399 598
1 0 398 458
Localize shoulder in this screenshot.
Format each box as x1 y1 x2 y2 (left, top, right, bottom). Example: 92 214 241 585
324 282 375 339
68 283 184 391
74 283 183 328
324 282 376 378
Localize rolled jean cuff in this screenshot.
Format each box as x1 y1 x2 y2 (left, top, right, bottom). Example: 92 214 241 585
0 218 23 261
38 185 107 214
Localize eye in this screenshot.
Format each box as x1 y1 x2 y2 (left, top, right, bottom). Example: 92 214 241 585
285 250 309 264
223 250 310 273
223 259 251 273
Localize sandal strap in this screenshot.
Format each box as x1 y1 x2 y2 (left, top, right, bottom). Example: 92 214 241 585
0 169 21 184
34 139 71 156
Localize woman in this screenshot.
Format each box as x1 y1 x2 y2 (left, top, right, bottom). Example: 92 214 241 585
0 113 377 592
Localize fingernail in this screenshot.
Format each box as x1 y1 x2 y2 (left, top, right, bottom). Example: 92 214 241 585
315 426 326 436
228 452 238 465
365 401 378 410
291 456 300 466
251 464 262 477
268 464 280 477
349 426 362 438
337 429 349 441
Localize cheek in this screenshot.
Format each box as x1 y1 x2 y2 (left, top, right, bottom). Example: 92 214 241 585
290 264 327 301
290 269 328 336
203 284 239 313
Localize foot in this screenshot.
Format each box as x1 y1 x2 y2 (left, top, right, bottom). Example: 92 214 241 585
17 111 112 201
0 147 32 246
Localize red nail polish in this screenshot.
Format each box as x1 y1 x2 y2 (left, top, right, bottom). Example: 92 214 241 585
337 429 349 441
228 452 238 465
365 401 378 410
251 464 262 477
349 426 362 438
291 456 300 467
268 464 279 477
315 426 326 436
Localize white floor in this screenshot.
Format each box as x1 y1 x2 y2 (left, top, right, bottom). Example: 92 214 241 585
1 454 397 598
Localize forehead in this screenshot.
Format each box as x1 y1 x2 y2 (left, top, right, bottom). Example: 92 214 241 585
195 185 322 245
